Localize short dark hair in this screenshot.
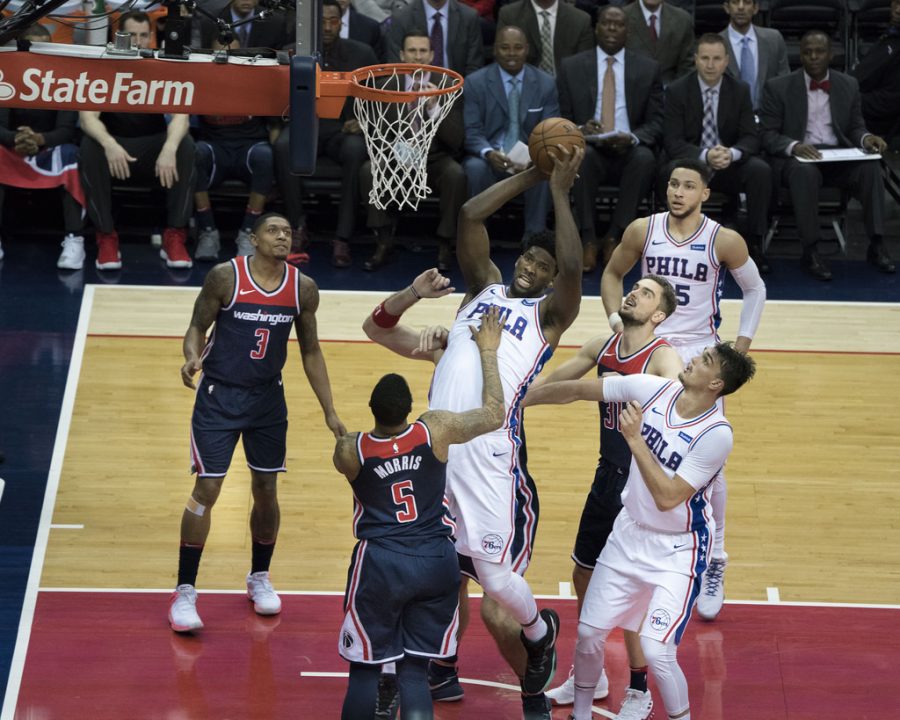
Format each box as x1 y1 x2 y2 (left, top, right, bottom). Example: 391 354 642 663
643 274 677 318
252 211 289 235
322 0 341 10
523 230 557 265
118 10 151 31
370 374 413 426
695 33 727 52
713 342 756 396
596 4 626 21
402 28 431 49
800 29 830 46
668 157 713 186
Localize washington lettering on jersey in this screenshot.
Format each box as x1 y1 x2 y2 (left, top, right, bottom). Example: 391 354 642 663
231 309 295 325
373 455 423 479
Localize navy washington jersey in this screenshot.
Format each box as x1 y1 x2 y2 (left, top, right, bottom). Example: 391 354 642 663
352 421 455 542
597 333 673 468
200 256 301 387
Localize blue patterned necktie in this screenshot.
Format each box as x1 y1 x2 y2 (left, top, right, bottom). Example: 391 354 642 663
431 12 444 68
740 36 757 107
503 77 520 152
701 88 718 149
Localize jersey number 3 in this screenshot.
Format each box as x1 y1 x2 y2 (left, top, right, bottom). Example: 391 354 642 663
391 480 419 523
250 328 270 360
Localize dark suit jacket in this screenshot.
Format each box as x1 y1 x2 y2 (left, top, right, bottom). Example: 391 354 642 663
386 0 484 76
200 5 291 50
462 63 560 157
663 71 760 161
497 0 594 72
623 0 694 86
348 7 385 61
557 48 664 148
852 28 900 136
760 69 870 156
320 39 380 137
720 24 790 109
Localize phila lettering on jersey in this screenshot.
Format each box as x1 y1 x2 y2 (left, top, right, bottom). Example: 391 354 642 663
352 421 455 541
641 212 725 348
200 256 301 387
602 374 733 534
596 333 673 469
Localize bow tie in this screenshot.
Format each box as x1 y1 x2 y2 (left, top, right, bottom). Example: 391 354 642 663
810 78 831 93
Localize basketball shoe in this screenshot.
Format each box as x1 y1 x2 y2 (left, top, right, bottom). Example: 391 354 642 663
546 665 609 705
246 571 282 615
374 672 400 719
697 554 727 620
169 584 203 632
235 228 254 256
521 608 560 695
522 692 552 719
161 227 193 269
95 231 122 270
616 688 653 719
195 227 220 261
57 234 86 270
428 661 464 702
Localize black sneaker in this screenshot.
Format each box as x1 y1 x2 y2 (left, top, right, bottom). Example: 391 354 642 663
521 608 560 695
374 672 400 719
428 662 464 702
522 692 552 719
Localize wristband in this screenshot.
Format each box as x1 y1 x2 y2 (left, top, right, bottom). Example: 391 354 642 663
409 285 421 300
371 302 401 329
608 312 623 331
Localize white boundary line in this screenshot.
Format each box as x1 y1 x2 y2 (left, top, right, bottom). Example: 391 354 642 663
2 286 94 720
49 524 84 530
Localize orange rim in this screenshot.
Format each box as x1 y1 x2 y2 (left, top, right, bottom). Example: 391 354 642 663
346 63 464 103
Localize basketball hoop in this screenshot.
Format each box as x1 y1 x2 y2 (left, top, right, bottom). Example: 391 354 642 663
347 63 463 211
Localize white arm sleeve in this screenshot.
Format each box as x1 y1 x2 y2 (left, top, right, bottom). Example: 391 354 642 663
729 258 766 340
602 374 673 405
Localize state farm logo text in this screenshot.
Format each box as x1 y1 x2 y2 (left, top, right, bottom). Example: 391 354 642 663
17 69 195 108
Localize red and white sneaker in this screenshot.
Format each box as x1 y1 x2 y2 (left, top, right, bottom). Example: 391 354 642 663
95 231 122 270
161 227 193 268
169 584 203 633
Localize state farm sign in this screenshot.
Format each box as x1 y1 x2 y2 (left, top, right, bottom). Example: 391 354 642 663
19 70 195 107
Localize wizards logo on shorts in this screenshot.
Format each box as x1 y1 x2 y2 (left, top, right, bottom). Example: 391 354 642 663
648 608 671 631
342 631 354 649
481 534 503 555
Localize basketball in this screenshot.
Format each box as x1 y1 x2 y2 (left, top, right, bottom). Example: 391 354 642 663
528 118 584 175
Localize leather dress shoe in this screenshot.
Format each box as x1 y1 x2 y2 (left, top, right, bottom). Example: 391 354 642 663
582 242 598 273
804 250 832 281
867 243 896 273
599 236 619 267
437 242 452 271
331 238 352 268
364 240 391 271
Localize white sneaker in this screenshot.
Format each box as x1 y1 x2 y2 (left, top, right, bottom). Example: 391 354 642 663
546 665 609 705
615 688 653 720
235 229 254 257
169 584 203 633
57 234 86 270
247 571 282 615
697 555 727 621
195 227 220 261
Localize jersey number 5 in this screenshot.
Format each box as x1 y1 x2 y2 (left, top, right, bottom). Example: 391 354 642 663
250 328 270 359
675 284 690 306
391 480 419 523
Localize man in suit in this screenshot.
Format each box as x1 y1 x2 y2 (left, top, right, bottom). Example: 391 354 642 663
558 4 664 273
497 0 594 77
361 30 467 271
462 25 559 242
719 0 789 111
199 0 290 50
852 0 900 142
336 0 385 60
761 30 893 280
663 33 772 272
273 0 376 267
386 0 484 75
623 0 694 86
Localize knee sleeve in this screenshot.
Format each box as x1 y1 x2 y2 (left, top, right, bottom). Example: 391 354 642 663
471 557 537 627
574 622 609 656
640 637 690 717
247 142 275 195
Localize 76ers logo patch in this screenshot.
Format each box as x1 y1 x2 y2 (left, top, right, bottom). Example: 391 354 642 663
648 608 671 632
481 534 503 555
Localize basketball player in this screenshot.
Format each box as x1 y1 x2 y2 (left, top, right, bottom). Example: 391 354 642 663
600 157 766 621
169 212 346 633
334 308 505 720
540 275 682 719
363 145 584 719
525 343 756 720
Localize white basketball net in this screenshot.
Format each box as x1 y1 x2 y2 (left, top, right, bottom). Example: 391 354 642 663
354 67 463 211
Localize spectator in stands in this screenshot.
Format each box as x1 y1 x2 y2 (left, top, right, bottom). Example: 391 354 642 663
199 0 290 50
274 0 376 267
852 0 900 144
462 26 558 244
334 0 385 60
719 0 789 111
386 0 484 75
352 0 395 24
460 0 497 50
497 0 593 77
559 5 663 273
360 30 467 271
0 24 85 268
663 33 772 272
623 0 694 86
761 29 893 280
79 11 195 270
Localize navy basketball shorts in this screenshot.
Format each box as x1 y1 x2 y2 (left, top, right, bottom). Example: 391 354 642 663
339 537 461 664
189 374 288 477
571 458 629 570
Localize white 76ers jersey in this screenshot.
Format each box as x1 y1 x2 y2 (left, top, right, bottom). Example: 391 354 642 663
429 284 553 432
603 374 733 534
641 212 725 348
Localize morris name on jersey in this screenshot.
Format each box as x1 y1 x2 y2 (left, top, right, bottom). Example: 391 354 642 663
372 455 423 480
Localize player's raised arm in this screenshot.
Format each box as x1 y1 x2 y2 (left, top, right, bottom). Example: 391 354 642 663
181 262 233 389
523 376 605 407
601 218 648 333
295 275 345 438
530 335 608 390
333 432 362 482
422 307 506 460
362 268 455 361
715 227 766 354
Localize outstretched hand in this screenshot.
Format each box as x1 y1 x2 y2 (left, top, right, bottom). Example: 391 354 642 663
470 305 503 352
412 325 450 355
548 144 585 193
411 268 455 299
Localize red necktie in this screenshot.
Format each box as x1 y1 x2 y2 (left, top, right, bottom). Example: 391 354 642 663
649 14 658 44
810 78 831 93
